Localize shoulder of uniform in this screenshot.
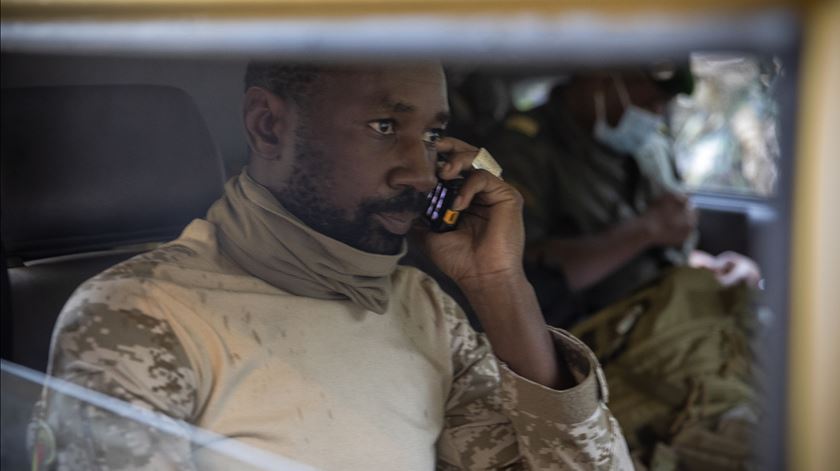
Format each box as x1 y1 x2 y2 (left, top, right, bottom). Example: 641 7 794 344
503 113 541 138
87 242 201 286
394 265 462 313
394 265 442 296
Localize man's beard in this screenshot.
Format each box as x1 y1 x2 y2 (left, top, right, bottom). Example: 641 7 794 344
276 125 428 255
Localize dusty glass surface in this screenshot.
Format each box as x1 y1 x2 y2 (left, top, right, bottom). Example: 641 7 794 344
0 361 315 471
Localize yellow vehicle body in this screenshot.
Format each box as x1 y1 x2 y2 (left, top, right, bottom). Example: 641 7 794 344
789 2 840 471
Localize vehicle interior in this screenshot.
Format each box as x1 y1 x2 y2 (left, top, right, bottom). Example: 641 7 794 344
1 1 838 470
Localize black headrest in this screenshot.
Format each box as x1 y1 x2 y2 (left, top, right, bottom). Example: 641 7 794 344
1 85 226 260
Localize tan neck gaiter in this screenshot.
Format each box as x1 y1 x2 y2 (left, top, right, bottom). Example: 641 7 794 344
206 170 405 314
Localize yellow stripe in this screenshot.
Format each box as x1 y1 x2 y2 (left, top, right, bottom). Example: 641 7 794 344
789 1 840 470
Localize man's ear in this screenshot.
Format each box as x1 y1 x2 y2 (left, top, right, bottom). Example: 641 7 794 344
243 86 291 160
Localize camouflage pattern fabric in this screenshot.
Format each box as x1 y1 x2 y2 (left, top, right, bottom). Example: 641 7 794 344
32 220 632 470
437 293 631 469
33 245 201 470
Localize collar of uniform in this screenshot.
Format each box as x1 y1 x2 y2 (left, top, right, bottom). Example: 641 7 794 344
206 169 405 314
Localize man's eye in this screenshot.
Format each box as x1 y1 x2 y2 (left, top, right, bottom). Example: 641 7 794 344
368 120 396 135
423 128 445 144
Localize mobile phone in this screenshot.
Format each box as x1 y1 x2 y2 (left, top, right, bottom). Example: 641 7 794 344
424 177 464 233
424 148 503 233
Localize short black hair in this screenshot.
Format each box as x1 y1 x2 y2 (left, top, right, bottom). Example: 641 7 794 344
243 62 322 105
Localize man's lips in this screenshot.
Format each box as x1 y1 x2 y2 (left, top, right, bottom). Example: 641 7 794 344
372 211 418 235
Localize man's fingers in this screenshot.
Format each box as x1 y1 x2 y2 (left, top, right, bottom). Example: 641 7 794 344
435 137 479 180
452 169 520 212
434 137 474 154
710 251 763 288
452 170 492 211
462 205 492 221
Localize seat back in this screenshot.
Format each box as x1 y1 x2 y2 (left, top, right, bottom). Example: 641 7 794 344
1 85 226 371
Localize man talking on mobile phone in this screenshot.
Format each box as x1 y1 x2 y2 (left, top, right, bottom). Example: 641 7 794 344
34 63 632 470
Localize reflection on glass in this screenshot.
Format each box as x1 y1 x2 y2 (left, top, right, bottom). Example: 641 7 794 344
672 53 782 197
1 361 317 471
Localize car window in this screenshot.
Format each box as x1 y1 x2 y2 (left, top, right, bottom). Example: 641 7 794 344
1 4 805 471
1 360 315 471
672 53 782 197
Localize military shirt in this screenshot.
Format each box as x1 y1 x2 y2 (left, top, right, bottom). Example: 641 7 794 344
36 219 632 470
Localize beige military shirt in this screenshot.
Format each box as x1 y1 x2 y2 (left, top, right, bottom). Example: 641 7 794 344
36 220 632 470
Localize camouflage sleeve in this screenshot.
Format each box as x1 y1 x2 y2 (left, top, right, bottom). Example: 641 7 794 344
35 277 199 470
436 303 633 470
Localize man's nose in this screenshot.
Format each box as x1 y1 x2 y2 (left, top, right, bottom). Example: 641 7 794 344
388 139 437 194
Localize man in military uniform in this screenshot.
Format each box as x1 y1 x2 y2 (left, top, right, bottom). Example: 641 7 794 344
486 68 760 326
487 68 762 468
32 63 632 470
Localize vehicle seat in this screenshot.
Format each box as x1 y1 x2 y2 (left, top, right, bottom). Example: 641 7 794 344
0 85 226 372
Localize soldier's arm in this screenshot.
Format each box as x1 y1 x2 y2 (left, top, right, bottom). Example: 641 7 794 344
528 192 696 291
525 217 656 291
426 138 631 467
435 297 633 470
36 277 199 470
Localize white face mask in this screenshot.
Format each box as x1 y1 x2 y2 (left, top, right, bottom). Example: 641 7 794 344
593 76 666 156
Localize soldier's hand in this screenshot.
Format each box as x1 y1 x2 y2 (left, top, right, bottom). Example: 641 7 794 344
714 251 762 287
641 192 697 247
689 250 762 288
414 138 526 289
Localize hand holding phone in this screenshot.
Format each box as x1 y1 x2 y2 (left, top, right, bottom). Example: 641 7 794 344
419 141 524 288
425 177 465 232
424 148 502 232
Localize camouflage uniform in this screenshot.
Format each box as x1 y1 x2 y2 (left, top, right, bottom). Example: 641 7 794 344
486 105 691 320
34 219 633 470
